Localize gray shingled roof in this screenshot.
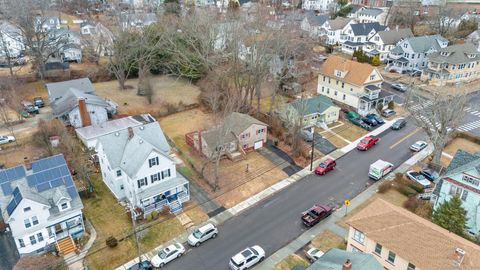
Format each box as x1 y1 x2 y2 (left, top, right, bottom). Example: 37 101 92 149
407 35 448 53
46 78 95 102
358 8 383 17
350 22 387 36
444 149 480 175
98 121 171 178
304 11 329 27
376 28 414 45
307 248 383 270
51 88 109 117
428 43 480 65
328 17 353 31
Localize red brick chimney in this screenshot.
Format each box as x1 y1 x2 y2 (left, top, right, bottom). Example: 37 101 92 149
78 98 91 127
128 127 134 140
24 157 31 170
342 259 352 270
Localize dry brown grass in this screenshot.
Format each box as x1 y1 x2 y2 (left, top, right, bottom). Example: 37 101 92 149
336 189 408 229
273 254 309 270
94 76 201 115
310 230 345 252
444 138 480 156
330 121 368 142
256 95 291 114
0 142 45 168
184 206 209 225
322 131 349 148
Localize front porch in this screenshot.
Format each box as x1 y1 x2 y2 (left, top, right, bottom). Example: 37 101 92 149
341 41 365 55
47 214 85 242
140 176 190 218
385 57 409 73
358 89 394 116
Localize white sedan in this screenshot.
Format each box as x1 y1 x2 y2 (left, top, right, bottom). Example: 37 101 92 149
229 245 265 270
406 171 432 188
0 135 15 145
150 243 185 268
305 247 324 262
410 141 427 152
391 83 407 92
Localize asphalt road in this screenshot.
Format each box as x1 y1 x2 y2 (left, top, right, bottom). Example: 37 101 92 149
381 81 405 105
165 123 425 270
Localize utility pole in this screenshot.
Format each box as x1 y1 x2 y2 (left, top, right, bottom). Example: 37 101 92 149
130 180 142 264
310 127 315 171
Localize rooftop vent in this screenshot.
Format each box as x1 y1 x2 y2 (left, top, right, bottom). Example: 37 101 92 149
453 248 466 266
115 132 120 136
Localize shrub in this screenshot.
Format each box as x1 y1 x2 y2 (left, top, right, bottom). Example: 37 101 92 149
414 202 433 219
146 213 153 221
151 210 159 219
378 181 393 193
106 236 118 248
370 55 380 66
403 196 420 211
376 102 384 113
407 182 425 194
398 185 417 197
388 100 395 110
160 204 171 215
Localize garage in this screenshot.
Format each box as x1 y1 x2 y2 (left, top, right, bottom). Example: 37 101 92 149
254 140 263 149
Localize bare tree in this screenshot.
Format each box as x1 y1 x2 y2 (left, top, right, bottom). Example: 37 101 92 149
280 96 309 157
389 0 420 32
108 31 138 90
6 0 69 79
405 85 468 165
428 5 462 37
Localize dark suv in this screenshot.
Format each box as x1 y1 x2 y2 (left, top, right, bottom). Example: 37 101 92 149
391 118 406 130
33 97 45 108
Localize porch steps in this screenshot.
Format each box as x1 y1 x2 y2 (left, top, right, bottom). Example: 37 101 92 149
169 200 183 215
56 236 77 255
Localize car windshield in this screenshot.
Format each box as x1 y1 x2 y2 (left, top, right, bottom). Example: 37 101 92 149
192 229 202 239
241 249 253 258
319 163 327 168
416 175 426 180
158 251 167 259
360 139 369 144
251 248 259 256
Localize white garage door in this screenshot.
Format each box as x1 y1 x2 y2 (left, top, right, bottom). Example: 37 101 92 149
254 140 263 149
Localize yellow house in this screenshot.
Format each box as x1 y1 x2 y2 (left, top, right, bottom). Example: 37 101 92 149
346 198 480 270
317 55 393 115
421 43 480 86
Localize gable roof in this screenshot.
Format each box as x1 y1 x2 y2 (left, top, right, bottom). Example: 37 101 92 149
285 95 338 116
51 88 109 117
350 22 387 36
320 55 379 86
307 248 383 270
347 199 480 270
406 35 448 53
428 43 480 65
376 28 414 45
358 7 384 17
304 11 329 27
46 78 95 102
0 154 82 221
444 149 480 175
97 121 171 177
328 17 354 31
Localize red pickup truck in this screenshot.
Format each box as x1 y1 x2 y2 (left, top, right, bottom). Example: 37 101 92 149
357 135 379 151
301 204 333 227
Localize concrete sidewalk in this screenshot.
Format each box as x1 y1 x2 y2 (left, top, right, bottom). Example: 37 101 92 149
114 119 399 270
255 144 434 269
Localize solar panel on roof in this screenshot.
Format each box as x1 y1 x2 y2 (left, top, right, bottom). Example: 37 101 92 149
51 167 61 179
6 167 17 180
1 183 12 196
6 200 16 216
15 166 25 179
67 186 78 199
0 171 7 184
26 175 36 187
59 165 69 176
37 182 51 192
50 178 63 188
12 186 20 197
63 175 73 187
6 187 23 216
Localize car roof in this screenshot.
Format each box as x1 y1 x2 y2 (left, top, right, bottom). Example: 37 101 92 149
232 248 253 263
323 158 334 163
198 223 215 233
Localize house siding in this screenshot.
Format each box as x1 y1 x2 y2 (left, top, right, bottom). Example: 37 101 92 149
238 124 267 150
421 58 480 86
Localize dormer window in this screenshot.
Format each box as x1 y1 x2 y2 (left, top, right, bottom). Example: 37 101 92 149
60 202 69 210
440 52 449 56
370 75 376 80
24 207 31 212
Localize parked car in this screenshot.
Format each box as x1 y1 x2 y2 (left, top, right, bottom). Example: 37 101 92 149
150 243 185 268
369 159 394 181
366 114 384 125
408 70 421 77
188 223 218 247
301 204 333 227
362 117 377 126
0 135 15 145
229 246 265 270
350 118 371 130
345 111 360 121
315 159 336 175
33 96 45 108
410 141 427 152
357 135 379 151
420 169 439 182
406 171 432 188
128 261 153 270
382 109 396 118
391 83 407 92
22 101 39 114
300 129 314 142
391 118 406 130
305 248 324 263
417 192 433 201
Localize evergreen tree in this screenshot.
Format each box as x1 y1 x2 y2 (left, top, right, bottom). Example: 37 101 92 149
432 196 468 236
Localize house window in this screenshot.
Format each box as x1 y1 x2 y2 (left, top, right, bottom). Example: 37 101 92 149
334 91 337 96
149 157 159 167
336 71 342 77
37 232 44 242
151 173 160 183
462 175 480 186
323 76 326 82
120 185 124 190
449 185 462 196
29 235 37 245
161 169 171 179
32 216 39 225
24 207 31 212
408 263 416 270
350 88 353 92
342 82 345 88
328 78 331 84
343 94 346 100
322 86 324 92
327 88 330 94
403 43 408 48
461 190 468 201
24 219 31 228
369 75 375 80
374 243 382 255
137 177 147 188
18 239 25 248
353 229 365 244
61 202 69 210
336 80 339 85
116 170 122 177
256 129 265 135
387 251 396 264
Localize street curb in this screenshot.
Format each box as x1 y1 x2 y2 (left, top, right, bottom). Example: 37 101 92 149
114 118 399 270
254 145 434 269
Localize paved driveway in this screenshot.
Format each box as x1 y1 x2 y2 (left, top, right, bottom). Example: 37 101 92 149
0 230 19 270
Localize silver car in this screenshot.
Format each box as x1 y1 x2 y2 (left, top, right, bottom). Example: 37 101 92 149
0 135 15 145
391 83 407 92
187 223 218 247
410 141 427 152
